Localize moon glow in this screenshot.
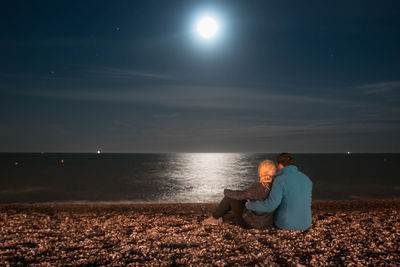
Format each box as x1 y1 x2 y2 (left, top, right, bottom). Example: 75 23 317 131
196 17 218 39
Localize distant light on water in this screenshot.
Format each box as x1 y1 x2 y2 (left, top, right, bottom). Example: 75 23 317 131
97 150 101 154
347 152 351 155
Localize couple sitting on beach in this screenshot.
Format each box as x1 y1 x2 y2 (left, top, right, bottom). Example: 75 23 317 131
202 153 313 231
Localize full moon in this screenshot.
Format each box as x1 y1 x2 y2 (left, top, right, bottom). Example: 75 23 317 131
196 17 218 39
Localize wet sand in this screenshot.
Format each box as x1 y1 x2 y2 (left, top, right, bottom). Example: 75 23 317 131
0 199 399 266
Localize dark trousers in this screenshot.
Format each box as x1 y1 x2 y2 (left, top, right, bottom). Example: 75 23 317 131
212 196 250 229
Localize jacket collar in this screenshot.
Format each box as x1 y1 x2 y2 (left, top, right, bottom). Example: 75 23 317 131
276 165 298 176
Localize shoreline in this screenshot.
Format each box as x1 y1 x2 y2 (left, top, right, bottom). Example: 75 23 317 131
0 199 399 265
1 198 399 212
1 197 399 205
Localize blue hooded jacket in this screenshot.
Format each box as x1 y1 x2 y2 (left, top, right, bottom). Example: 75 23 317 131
246 165 312 230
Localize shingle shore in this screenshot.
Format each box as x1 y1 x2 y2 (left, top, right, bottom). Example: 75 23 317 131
0 199 399 266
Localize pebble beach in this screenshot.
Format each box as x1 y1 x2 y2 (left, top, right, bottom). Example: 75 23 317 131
0 199 399 266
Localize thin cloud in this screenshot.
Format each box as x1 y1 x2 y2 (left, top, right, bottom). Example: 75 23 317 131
82 66 172 80
152 113 180 119
15 83 356 113
356 81 400 95
0 37 94 48
152 118 400 140
0 65 172 84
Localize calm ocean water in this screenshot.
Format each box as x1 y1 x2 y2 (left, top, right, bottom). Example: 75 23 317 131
0 153 399 203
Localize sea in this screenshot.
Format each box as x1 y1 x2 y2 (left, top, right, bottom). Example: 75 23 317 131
0 153 399 203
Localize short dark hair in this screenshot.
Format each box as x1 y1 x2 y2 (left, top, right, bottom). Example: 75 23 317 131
277 153 294 166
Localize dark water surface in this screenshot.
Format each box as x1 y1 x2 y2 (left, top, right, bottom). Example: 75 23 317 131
0 153 399 203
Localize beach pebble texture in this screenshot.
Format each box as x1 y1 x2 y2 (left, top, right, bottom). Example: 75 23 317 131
0 199 399 266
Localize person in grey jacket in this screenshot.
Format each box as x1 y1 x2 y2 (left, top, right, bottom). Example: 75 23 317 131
202 160 276 229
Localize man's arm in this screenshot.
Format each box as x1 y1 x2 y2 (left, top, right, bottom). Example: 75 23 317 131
224 183 259 200
246 179 283 212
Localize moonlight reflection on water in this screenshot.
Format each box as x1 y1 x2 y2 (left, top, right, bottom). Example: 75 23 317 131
167 153 256 202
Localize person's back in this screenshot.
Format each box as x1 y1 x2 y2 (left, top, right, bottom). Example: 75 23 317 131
273 165 312 230
246 153 312 231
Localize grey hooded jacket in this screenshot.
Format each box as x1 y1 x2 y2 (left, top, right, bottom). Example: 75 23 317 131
224 182 274 229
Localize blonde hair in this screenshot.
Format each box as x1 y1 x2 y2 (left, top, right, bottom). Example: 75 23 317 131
258 160 276 188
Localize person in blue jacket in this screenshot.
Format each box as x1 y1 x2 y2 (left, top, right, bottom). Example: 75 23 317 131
246 153 312 230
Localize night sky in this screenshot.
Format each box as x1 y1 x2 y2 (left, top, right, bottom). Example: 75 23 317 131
1 0 399 153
